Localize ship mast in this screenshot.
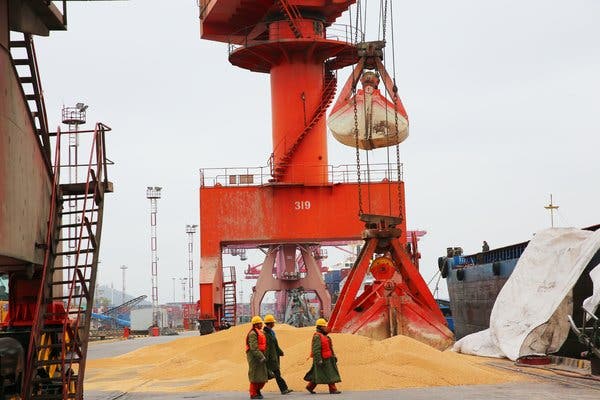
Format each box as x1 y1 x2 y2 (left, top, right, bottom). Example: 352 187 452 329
544 194 559 228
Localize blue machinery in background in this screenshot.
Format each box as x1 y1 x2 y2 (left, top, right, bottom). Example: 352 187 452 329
91 295 148 328
90 312 131 327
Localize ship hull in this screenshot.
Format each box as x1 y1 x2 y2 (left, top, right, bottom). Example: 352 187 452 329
443 225 600 357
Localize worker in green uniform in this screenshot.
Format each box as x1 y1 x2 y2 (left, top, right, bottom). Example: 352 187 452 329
246 316 268 399
263 314 293 395
303 318 341 394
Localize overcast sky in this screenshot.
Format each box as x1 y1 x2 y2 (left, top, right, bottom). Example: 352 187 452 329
34 0 600 303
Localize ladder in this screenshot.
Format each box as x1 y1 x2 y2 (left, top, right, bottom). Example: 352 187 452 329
277 0 303 38
272 69 337 181
222 266 237 326
8 32 52 165
23 123 113 400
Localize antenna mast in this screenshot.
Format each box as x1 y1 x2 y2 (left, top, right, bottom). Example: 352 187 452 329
544 194 559 228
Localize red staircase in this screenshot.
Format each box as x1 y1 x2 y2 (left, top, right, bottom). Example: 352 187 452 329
222 266 237 326
22 123 113 400
277 0 303 38
272 70 337 181
9 32 52 165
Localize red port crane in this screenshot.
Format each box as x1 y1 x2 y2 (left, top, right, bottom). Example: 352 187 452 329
197 1 452 348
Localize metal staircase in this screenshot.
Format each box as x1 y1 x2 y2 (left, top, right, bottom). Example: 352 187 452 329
272 69 337 181
8 32 52 164
277 0 303 38
222 266 237 326
23 123 113 400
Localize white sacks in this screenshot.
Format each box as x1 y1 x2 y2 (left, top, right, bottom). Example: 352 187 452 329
454 228 600 361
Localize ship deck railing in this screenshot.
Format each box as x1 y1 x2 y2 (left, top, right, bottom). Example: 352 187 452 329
454 241 529 267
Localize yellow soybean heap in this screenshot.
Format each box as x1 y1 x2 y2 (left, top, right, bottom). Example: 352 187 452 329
85 324 529 393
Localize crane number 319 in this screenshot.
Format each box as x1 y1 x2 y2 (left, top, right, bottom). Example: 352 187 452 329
294 201 311 210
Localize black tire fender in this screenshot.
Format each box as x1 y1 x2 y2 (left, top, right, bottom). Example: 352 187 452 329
438 256 445 270
441 259 449 279
492 262 501 276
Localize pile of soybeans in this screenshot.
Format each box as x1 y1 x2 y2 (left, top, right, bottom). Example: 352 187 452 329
85 324 528 393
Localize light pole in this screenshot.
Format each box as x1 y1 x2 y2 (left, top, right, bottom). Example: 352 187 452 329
185 224 198 305
172 277 176 302
120 265 127 305
180 277 188 302
146 186 162 326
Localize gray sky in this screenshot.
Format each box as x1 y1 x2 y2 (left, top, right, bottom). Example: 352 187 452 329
35 0 600 303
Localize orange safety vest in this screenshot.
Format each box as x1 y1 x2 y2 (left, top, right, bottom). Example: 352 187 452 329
310 332 333 359
245 328 267 352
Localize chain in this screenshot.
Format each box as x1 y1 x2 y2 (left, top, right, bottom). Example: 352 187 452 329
354 0 361 43
353 90 363 216
393 79 403 219
382 0 388 42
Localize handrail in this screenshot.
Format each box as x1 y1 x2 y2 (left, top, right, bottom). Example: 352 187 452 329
227 21 362 55
61 122 108 393
26 34 51 162
23 125 62 397
272 70 337 179
200 162 404 187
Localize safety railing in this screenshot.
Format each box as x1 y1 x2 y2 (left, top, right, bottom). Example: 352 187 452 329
227 22 362 55
199 162 403 187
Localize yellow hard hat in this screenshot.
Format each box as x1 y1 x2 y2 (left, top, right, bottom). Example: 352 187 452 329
315 318 328 327
251 316 263 325
264 314 276 323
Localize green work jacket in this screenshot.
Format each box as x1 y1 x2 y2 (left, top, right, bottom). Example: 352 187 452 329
303 330 341 384
246 328 268 383
263 326 284 371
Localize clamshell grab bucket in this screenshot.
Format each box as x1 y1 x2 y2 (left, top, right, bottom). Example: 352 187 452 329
328 71 409 150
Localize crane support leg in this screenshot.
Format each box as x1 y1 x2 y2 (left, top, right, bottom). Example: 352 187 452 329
251 244 331 319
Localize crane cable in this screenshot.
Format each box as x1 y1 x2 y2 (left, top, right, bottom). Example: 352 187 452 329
351 1 364 216
389 0 404 220
381 0 392 215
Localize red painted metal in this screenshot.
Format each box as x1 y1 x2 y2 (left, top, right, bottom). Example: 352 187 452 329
250 244 331 319
199 181 405 324
517 355 552 366
200 1 357 44
197 1 411 332
328 215 454 349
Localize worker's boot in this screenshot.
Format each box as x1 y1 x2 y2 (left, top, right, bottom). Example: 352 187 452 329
250 383 264 399
306 382 317 394
328 383 341 394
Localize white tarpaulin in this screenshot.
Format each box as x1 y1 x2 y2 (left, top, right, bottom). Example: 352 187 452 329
454 228 600 361
583 263 600 319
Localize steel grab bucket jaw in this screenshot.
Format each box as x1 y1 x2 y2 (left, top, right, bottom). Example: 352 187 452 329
328 219 454 350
